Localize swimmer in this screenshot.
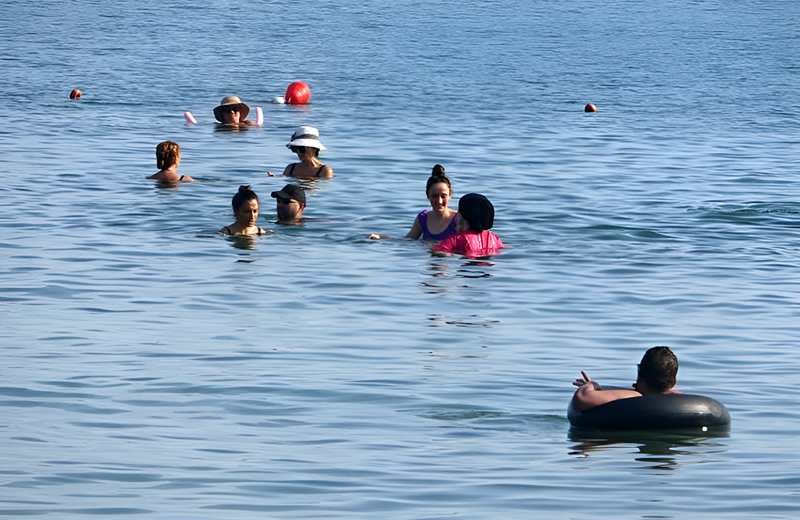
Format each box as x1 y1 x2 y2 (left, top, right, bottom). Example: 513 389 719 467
220 185 267 236
369 165 457 241
148 141 194 182
431 193 503 257
271 184 306 224
214 96 259 127
571 346 680 412
282 126 333 178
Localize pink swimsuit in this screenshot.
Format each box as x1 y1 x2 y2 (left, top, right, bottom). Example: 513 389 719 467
431 230 504 258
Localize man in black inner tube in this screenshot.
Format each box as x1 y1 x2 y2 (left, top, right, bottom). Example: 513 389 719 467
571 346 680 412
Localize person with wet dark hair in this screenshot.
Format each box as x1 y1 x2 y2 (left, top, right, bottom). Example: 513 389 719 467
431 193 503 257
220 185 267 236
405 164 458 240
571 346 681 412
369 164 457 241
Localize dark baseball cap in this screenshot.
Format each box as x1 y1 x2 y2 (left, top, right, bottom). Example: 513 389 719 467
271 184 306 204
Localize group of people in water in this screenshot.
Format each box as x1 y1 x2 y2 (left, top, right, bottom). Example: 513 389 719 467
146 97 711 419
150 95 503 258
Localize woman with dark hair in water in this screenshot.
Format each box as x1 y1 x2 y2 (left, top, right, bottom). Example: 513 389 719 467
369 165 457 241
432 193 503 257
405 164 458 241
220 185 267 236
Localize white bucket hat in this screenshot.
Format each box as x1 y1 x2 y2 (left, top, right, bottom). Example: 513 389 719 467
286 126 326 151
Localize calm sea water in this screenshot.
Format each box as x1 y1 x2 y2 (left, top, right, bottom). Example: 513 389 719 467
1 0 799 518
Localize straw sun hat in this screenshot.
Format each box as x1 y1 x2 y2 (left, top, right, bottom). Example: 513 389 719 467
214 95 250 122
286 126 327 151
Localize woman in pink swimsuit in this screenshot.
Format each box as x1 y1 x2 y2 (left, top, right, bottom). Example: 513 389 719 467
432 193 503 258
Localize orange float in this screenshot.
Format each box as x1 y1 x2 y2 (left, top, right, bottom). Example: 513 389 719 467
584 103 597 113
285 82 311 104
70 89 82 100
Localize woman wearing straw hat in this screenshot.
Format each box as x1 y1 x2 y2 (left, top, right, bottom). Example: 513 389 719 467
282 126 333 178
214 95 258 128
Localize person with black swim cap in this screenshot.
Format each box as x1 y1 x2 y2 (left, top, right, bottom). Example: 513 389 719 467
431 193 503 258
571 346 680 412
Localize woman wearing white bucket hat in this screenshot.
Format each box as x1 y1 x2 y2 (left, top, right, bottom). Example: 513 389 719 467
282 126 334 178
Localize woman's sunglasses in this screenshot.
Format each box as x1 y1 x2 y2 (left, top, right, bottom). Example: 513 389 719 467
223 106 239 114
290 146 306 154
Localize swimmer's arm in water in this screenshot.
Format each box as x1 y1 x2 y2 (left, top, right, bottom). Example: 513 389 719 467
571 371 641 412
405 216 423 240
371 214 423 240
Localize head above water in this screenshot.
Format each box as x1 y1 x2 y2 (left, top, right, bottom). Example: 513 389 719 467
458 193 494 232
637 346 678 393
156 141 180 169
286 126 326 153
271 184 306 205
232 184 259 212
271 184 306 222
214 95 250 123
426 164 451 196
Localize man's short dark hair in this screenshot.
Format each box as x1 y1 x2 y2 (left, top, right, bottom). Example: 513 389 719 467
638 346 678 392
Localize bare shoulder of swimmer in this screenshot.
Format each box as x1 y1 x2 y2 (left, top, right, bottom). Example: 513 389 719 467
318 165 334 178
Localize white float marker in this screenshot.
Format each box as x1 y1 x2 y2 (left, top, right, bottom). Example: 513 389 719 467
184 111 197 125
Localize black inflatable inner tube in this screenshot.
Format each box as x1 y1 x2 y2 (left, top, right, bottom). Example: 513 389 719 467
568 393 730 430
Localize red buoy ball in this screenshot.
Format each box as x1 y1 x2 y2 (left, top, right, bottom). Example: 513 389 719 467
584 103 597 113
70 89 82 100
285 82 311 104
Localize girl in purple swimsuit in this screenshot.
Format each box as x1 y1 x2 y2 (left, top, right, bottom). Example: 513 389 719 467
404 165 458 241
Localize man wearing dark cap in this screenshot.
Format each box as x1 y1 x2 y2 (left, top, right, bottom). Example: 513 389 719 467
271 184 306 224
